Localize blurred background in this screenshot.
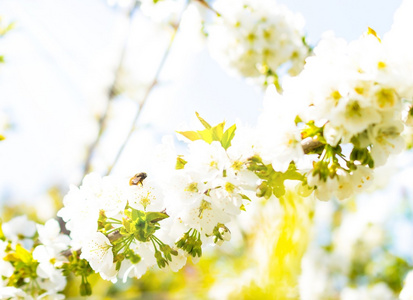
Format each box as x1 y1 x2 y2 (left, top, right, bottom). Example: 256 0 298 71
0 0 411 299
0 0 402 204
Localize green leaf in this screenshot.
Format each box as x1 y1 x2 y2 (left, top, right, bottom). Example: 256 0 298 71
284 167 305 181
175 156 187 170
146 212 169 223
176 130 202 142
211 121 225 141
16 244 33 263
122 218 132 233
177 113 236 148
4 244 32 264
197 128 214 144
240 193 251 201
131 208 138 221
221 124 236 149
301 121 323 139
176 125 222 145
249 159 305 199
294 115 303 125
195 111 211 129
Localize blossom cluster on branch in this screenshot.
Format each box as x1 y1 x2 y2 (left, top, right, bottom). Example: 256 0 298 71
258 28 413 201
207 0 310 86
111 0 311 88
2 0 413 299
0 217 70 299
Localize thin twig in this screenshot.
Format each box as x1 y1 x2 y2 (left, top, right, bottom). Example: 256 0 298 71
106 9 186 176
195 0 221 17
80 4 138 183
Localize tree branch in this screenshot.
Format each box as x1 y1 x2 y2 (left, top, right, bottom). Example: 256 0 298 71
301 137 324 154
105 6 187 175
194 0 221 16
80 4 138 183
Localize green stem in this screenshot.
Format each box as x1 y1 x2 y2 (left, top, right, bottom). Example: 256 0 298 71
151 235 165 246
150 236 158 252
114 236 133 253
108 218 122 224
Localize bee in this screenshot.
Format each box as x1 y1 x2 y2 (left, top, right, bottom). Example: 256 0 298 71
129 172 147 186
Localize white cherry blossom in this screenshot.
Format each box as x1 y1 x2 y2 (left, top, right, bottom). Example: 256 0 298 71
80 232 117 281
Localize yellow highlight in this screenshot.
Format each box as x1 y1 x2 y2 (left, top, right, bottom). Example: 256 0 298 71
367 27 381 42
231 190 314 299
378 61 387 69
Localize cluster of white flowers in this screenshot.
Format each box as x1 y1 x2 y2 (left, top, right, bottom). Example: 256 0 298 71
0 216 69 299
163 139 258 246
307 165 373 201
208 0 309 83
57 172 188 282
32 220 70 299
255 86 306 173
252 27 413 201
252 85 376 201
58 174 139 245
5 1 413 296
53 115 269 285
285 30 410 161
